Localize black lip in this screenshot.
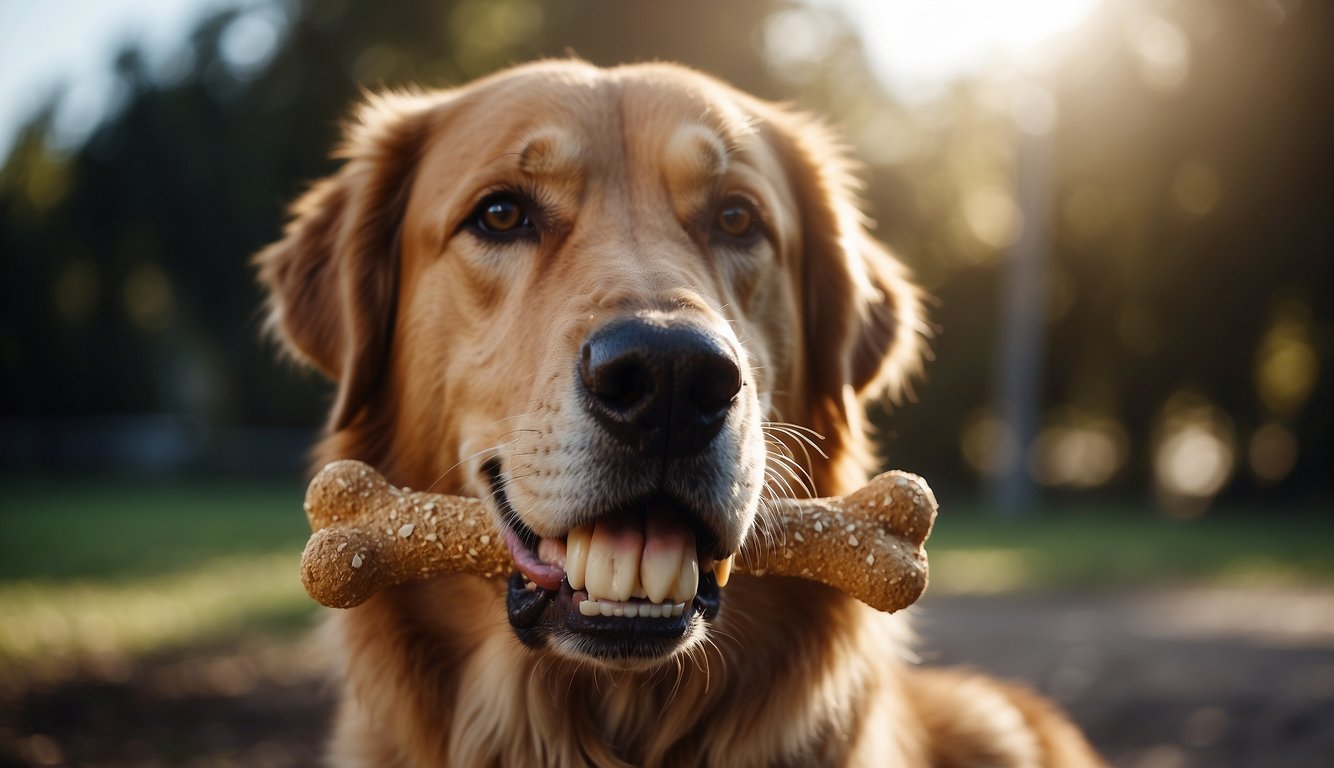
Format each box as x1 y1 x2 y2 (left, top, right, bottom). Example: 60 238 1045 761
507 572 722 658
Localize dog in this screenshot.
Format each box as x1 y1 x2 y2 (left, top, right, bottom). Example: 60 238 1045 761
257 60 1103 767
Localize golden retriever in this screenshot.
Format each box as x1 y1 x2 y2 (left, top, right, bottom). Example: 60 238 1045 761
257 60 1104 767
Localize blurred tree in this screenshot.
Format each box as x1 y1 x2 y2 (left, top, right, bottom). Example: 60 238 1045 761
1 0 1329 506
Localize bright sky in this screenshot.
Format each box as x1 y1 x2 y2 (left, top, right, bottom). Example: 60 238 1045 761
0 0 1103 162
0 0 236 160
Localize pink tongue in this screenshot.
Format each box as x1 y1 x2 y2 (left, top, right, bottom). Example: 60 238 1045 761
505 529 565 591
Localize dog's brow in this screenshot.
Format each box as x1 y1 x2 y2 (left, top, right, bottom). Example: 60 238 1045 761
665 124 729 189
518 129 584 180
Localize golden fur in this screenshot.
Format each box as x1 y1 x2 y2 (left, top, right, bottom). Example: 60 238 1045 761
257 60 1104 767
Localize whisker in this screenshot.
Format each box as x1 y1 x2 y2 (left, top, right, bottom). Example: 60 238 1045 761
763 451 816 499
762 422 828 459
422 434 528 494
743 496 789 569
762 421 826 441
766 454 815 491
664 655 686 711
761 466 800 502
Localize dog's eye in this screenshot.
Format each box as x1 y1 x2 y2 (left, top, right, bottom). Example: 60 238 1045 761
470 193 533 238
713 197 763 244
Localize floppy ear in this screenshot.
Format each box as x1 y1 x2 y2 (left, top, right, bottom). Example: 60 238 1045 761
765 110 929 491
255 92 437 431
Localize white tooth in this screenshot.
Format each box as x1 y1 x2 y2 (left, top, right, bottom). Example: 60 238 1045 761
713 554 734 588
587 521 643 602
671 602 685 617
642 513 694 605
584 525 616 597
637 603 651 618
579 598 600 617
600 601 615 617
641 542 685 605
565 525 592 590
672 552 699 604
611 547 643 603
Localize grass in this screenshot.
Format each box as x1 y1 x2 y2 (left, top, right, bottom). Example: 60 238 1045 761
925 505 1334 593
0 474 310 581
0 473 316 681
0 554 311 668
1 473 1330 675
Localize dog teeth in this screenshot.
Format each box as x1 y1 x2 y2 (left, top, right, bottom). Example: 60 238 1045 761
674 551 699 603
578 597 687 618
564 513 700 607
564 525 592 590
713 554 733 587
585 517 644 602
642 511 692 603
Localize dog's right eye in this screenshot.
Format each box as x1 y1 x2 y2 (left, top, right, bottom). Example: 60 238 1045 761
469 193 536 240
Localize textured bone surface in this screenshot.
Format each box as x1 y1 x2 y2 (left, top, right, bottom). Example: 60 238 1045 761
300 460 937 612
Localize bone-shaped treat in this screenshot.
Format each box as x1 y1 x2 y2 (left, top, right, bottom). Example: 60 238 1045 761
300 460 937 613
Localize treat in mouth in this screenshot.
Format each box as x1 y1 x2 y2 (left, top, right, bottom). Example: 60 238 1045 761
299 459 937 642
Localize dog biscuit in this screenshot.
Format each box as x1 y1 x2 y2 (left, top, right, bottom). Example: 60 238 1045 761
300 460 936 613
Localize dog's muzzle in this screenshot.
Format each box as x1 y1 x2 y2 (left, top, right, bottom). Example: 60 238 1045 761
498 317 746 662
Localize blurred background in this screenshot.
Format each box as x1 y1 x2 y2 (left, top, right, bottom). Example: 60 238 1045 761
1 0 1330 765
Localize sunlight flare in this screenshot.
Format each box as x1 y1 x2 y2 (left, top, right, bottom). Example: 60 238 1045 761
829 0 1103 101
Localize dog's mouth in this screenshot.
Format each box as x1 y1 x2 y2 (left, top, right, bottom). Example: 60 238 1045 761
484 460 732 662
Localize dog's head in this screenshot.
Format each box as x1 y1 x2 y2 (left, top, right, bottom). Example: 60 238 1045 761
258 61 924 668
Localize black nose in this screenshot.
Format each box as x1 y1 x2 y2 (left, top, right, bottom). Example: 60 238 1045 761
579 318 742 459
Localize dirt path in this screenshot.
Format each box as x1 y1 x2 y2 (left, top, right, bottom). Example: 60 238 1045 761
3 587 1331 766
916 587 1334 768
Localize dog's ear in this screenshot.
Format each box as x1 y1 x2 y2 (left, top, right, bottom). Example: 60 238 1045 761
255 92 438 431
764 109 929 489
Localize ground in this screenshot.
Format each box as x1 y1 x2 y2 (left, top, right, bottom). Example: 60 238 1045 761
921 587 1334 768
3 585 1331 767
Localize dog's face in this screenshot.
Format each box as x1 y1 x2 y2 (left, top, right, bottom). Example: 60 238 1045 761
258 61 921 669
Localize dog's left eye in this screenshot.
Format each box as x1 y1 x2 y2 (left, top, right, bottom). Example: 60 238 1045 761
469 193 535 240
712 197 763 245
